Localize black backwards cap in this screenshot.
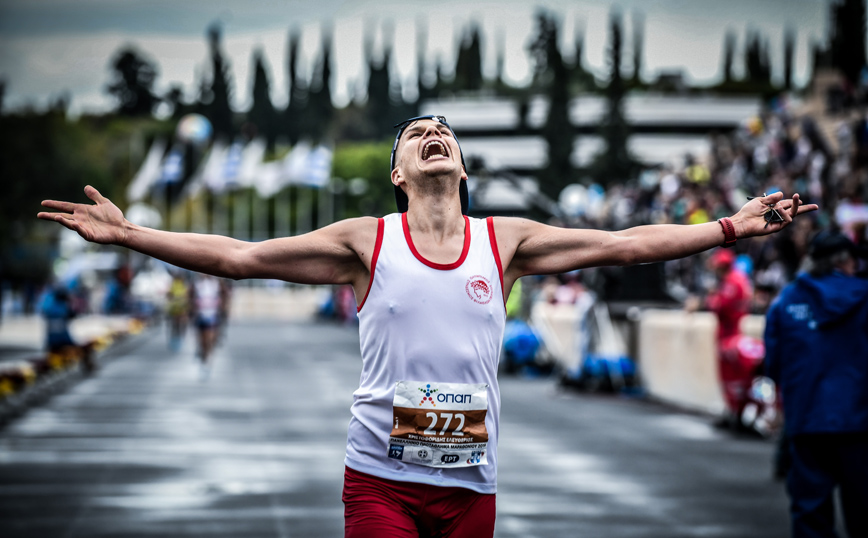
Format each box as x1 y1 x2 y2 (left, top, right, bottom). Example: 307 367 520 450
809 230 867 260
390 115 468 215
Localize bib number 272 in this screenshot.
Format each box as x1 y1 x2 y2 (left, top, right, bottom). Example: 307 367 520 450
423 412 465 436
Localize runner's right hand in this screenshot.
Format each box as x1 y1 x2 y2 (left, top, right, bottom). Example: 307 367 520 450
38 185 128 246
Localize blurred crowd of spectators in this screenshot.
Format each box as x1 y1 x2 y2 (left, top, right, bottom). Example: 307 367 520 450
553 98 868 313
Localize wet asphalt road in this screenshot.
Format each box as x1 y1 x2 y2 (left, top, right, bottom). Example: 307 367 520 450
0 320 790 537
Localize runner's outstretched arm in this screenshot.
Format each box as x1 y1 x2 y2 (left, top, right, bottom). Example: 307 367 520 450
497 192 817 282
38 186 375 287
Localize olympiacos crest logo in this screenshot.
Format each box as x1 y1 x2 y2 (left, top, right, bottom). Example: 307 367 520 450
465 275 493 304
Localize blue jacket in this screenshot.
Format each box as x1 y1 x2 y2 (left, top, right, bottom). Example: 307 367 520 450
765 272 868 435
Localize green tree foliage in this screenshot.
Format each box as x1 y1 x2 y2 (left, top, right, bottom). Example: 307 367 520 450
202 24 234 141
529 11 574 202
248 48 278 152
164 84 190 120
831 0 867 85
590 10 639 186
0 112 143 279
106 47 159 116
331 141 394 217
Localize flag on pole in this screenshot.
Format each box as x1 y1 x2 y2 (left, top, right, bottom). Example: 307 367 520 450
255 161 285 198
158 144 185 185
217 140 245 192
303 145 333 188
185 140 227 198
284 142 333 188
284 141 311 186
127 139 166 203
238 138 266 189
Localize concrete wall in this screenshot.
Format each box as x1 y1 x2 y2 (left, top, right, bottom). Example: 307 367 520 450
532 303 766 416
638 310 765 414
230 286 329 321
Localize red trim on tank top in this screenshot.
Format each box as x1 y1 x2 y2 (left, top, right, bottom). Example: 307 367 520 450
486 216 506 305
356 218 384 313
401 212 471 270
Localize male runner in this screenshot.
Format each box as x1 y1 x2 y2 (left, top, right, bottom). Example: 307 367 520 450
38 115 816 537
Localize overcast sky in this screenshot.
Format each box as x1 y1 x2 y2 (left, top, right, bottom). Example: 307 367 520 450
0 0 830 115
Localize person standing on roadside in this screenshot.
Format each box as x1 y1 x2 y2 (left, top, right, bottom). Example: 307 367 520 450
765 231 868 538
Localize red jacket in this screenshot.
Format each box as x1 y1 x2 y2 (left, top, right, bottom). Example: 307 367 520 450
707 269 752 340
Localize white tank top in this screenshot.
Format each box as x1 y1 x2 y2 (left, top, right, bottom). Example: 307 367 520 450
345 213 506 494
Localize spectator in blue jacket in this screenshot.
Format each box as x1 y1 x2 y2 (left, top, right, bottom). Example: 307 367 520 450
765 231 868 538
41 285 76 351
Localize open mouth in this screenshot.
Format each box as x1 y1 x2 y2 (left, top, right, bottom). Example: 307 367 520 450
422 140 449 161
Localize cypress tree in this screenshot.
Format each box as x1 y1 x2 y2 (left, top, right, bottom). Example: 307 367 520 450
285 27 306 145
630 12 644 86
530 11 574 201
307 27 335 142
206 25 233 137
205 24 234 141
365 30 393 139
249 48 277 151
106 47 160 117
454 23 484 91
722 31 736 84
783 26 795 90
831 0 867 85
745 30 771 87
590 9 638 186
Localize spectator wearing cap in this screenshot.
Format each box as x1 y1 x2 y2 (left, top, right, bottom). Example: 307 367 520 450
705 248 753 341
764 231 868 538
694 248 755 419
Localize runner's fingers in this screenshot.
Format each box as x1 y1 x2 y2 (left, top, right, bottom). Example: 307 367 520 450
40 199 77 213
761 191 784 207
84 185 108 204
46 213 79 232
789 194 800 220
796 203 819 215
776 201 792 225
37 211 73 222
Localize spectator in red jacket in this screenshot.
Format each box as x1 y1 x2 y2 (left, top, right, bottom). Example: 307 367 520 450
706 249 753 340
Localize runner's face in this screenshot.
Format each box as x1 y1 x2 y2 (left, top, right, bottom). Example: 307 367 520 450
394 119 465 179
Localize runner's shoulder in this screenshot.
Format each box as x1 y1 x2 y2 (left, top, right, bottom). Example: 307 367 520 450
486 215 541 243
320 216 381 251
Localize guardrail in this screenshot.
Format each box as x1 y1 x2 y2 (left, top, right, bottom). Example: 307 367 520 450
0 316 144 425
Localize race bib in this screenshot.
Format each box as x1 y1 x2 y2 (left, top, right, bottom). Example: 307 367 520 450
388 381 489 468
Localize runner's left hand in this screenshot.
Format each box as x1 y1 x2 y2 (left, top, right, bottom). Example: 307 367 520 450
731 192 818 239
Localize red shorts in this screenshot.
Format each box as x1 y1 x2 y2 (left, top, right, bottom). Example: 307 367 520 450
342 466 496 538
